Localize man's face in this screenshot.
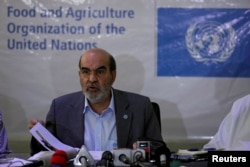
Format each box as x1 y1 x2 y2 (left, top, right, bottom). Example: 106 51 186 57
79 50 116 104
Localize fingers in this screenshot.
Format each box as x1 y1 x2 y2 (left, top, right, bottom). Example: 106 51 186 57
28 119 38 130
28 119 44 130
133 142 137 149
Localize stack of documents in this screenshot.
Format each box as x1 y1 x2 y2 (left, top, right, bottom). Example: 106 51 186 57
171 148 216 162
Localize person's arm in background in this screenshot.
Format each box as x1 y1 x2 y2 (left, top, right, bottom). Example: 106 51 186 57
0 111 12 158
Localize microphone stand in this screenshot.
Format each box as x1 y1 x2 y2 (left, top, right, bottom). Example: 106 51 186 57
79 156 87 167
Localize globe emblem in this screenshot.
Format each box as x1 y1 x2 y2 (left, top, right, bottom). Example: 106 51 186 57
186 21 236 63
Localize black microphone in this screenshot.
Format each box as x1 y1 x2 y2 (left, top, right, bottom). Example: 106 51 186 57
119 154 130 164
102 151 113 160
96 151 114 167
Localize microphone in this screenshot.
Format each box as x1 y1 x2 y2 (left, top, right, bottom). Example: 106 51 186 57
113 148 146 166
160 154 167 167
25 149 78 167
119 154 130 164
50 150 68 167
132 149 145 163
112 148 131 166
73 145 95 167
24 151 55 167
79 156 87 167
136 141 150 162
102 151 113 161
96 151 114 167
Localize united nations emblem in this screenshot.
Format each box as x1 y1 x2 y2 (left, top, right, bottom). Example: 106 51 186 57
185 21 236 64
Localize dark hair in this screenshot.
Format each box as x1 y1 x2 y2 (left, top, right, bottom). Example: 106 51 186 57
109 54 116 71
78 52 116 72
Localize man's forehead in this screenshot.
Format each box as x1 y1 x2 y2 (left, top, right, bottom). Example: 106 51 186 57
81 54 109 68
83 49 109 60
88 51 97 56
84 48 109 57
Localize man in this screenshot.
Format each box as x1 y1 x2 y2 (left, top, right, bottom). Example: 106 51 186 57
203 94 250 150
29 48 163 155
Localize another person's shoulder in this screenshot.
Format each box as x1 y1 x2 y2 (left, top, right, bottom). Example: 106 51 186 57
235 94 250 104
231 94 250 115
0 111 4 124
0 111 12 157
231 94 250 112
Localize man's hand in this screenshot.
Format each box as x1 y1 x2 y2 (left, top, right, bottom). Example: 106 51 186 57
28 119 44 130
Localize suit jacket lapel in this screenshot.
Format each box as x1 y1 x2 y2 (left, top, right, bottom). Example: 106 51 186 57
113 89 132 148
69 92 85 146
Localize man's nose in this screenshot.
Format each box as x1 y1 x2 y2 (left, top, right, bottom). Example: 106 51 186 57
89 72 98 82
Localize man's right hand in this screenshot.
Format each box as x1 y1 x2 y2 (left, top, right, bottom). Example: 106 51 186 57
28 119 45 130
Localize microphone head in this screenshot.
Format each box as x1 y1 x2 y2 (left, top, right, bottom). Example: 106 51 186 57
50 150 68 167
132 149 145 163
73 145 95 167
102 151 113 160
119 154 130 164
112 148 131 166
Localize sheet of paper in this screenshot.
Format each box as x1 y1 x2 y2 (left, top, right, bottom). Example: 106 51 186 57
89 151 103 160
29 122 102 161
177 149 207 156
29 122 77 151
0 157 32 167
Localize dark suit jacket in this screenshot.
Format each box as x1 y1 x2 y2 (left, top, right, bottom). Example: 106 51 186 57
31 89 163 154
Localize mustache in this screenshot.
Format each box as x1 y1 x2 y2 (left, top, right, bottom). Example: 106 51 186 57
87 83 100 89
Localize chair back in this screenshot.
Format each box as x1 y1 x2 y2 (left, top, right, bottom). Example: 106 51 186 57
151 102 161 132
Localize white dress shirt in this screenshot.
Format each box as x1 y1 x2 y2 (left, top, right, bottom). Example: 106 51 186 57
83 91 117 151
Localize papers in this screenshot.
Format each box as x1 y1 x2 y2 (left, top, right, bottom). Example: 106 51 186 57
0 157 32 167
177 149 208 156
29 122 102 161
27 151 54 161
177 148 220 156
170 148 215 162
29 122 78 152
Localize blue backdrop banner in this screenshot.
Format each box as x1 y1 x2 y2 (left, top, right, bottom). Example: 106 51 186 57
157 8 250 77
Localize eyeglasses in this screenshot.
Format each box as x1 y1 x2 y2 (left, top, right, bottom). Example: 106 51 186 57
80 66 107 78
